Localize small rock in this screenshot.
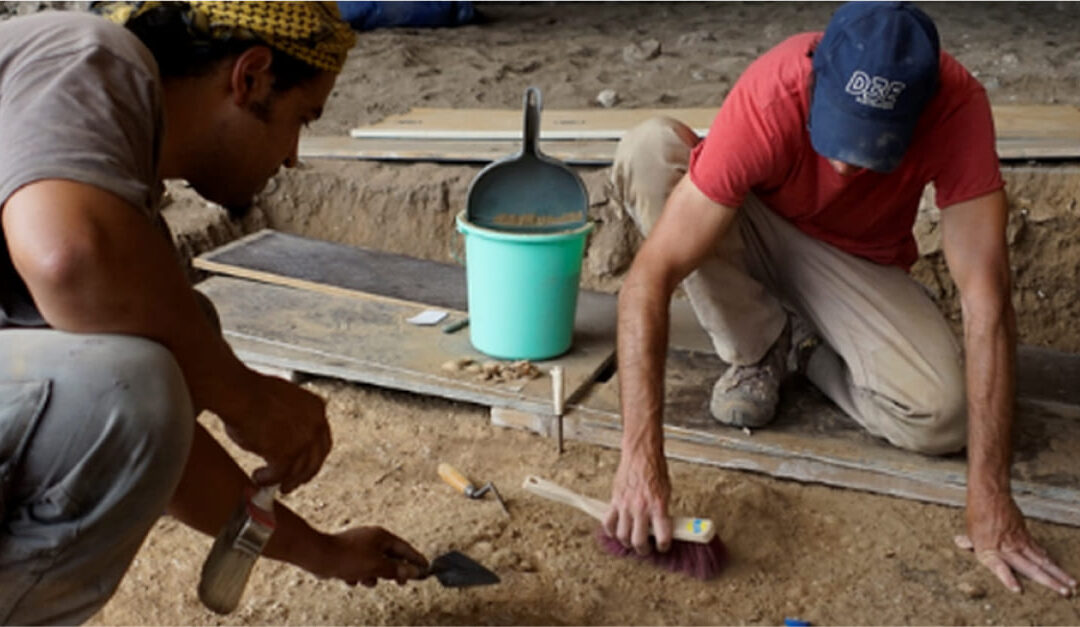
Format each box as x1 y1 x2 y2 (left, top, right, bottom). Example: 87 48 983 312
510 60 541 74
623 39 661 63
959 580 987 599
441 357 472 372
676 30 715 47
596 88 619 108
470 540 494 560
1000 52 1019 66
517 554 538 572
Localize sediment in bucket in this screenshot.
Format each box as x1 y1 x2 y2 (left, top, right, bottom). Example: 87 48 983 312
455 210 592 360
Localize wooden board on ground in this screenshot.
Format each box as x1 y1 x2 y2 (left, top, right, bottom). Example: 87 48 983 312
299 135 618 166
194 230 1080 525
194 229 470 312
348 107 716 141
198 276 616 416
315 104 1080 163
492 347 1080 528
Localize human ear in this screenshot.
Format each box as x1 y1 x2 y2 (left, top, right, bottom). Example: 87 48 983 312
229 45 275 107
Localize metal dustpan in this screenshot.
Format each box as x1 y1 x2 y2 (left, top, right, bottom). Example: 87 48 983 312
427 550 500 588
465 86 588 234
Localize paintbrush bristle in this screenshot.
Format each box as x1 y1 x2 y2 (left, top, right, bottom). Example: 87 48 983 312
198 540 260 614
594 526 727 580
198 487 277 614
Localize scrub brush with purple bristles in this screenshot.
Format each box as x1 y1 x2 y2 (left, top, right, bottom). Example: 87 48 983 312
522 475 727 580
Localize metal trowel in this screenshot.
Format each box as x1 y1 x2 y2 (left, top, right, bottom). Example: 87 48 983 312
425 550 500 588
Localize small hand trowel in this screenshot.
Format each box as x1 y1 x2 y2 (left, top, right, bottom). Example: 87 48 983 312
425 550 500 588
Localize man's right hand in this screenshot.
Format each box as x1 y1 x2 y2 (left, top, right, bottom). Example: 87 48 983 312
306 526 430 588
603 451 673 555
224 371 331 494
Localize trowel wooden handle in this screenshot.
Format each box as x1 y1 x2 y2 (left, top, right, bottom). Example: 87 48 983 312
521 475 715 544
438 463 475 495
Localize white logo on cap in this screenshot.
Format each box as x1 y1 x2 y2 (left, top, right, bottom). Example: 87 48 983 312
844 70 906 110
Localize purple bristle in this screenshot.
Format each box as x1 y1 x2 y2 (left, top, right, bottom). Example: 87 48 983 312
594 526 727 580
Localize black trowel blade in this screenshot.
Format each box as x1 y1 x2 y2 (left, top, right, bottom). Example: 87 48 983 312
430 550 500 587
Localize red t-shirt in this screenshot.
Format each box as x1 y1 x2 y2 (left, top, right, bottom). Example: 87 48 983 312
688 32 1004 269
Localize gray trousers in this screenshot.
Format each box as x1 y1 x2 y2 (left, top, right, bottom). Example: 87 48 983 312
612 117 967 454
0 329 193 625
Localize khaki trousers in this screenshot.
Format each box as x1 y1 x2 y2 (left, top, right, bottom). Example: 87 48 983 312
0 330 194 625
611 117 967 455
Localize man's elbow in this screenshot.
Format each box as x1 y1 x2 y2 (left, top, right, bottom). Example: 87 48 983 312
7 220 105 296
960 282 1015 337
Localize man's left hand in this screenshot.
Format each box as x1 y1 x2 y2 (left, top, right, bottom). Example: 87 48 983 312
956 493 1076 596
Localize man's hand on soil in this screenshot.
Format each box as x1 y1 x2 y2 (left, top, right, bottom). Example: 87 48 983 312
224 372 332 494
604 453 672 555
956 494 1076 596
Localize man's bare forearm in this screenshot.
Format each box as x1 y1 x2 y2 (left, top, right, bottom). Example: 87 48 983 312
616 268 671 461
962 297 1016 501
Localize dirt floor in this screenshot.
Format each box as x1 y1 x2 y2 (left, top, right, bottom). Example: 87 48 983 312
65 1 1080 624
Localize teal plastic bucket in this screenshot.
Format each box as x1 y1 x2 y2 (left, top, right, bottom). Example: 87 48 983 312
456 210 593 360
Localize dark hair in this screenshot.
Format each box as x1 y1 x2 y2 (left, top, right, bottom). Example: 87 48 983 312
117 2 321 91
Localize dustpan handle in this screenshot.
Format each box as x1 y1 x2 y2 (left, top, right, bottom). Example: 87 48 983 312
522 86 542 156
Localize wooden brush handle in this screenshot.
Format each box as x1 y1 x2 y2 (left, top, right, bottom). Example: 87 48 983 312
438 463 475 496
522 475 609 520
522 475 716 544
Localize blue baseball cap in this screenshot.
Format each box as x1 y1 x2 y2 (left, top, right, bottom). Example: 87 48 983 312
809 1 940 173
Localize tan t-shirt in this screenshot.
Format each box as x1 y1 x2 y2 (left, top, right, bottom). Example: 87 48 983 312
0 11 163 327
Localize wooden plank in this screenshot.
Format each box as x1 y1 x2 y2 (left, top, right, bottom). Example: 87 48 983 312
193 230 619 350
316 104 1080 164
197 276 616 417
1016 344 1080 418
997 138 1080 160
993 104 1080 138
348 107 717 141
299 136 617 166
195 229 470 312
302 134 1080 164
198 230 1075 413
492 347 1080 528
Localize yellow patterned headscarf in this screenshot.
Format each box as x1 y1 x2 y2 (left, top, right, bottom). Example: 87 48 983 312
98 1 356 73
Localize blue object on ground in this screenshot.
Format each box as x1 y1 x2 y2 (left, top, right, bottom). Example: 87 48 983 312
784 619 812 627
337 1 475 30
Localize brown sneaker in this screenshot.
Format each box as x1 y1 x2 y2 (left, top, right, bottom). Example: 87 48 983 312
710 321 792 428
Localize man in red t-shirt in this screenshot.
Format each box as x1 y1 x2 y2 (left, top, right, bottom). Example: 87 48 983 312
605 1 1074 596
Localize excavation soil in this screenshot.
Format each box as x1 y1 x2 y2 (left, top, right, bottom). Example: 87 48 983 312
64 2 1080 624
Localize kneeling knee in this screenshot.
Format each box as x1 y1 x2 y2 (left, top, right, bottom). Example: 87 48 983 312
102 337 194 461
623 116 697 151
891 388 967 456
